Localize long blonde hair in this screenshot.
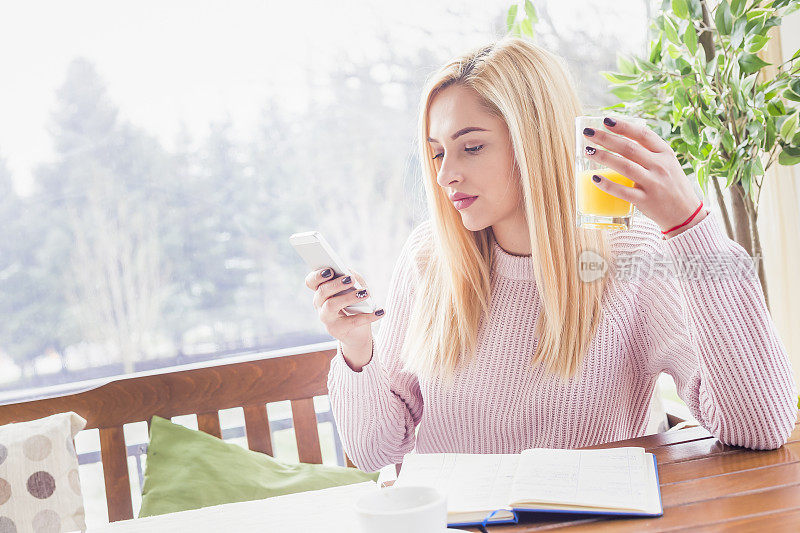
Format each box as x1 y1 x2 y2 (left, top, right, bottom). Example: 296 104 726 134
401 36 612 384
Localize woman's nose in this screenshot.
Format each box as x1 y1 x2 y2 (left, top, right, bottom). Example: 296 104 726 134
435 155 461 188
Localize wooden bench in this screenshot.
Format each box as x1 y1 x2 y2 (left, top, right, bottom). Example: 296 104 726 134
0 344 350 522
0 342 687 523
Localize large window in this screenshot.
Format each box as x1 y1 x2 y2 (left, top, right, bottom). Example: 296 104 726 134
0 0 651 397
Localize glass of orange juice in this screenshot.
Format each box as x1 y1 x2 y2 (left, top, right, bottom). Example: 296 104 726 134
575 115 645 230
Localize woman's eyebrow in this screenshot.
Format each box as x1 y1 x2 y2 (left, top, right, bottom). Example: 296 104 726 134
427 126 489 143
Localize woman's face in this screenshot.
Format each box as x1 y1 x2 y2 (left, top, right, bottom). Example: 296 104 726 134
427 84 521 232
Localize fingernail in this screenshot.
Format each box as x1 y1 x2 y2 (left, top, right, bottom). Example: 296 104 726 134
356 289 367 298
582 127 595 137
375 309 384 316
604 117 617 127
342 276 352 284
592 174 601 183
585 146 596 155
322 268 332 278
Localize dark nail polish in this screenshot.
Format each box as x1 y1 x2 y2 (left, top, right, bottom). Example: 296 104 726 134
322 268 332 278
604 117 617 127
375 309 384 316
592 174 601 183
585 146 596 155
583 127 595 137
342 276 352 284
356 289 367 298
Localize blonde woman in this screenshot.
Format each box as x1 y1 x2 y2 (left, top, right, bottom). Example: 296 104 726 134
304 37 798 472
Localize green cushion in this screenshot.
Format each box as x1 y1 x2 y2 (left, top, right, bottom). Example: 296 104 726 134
138 415 379 517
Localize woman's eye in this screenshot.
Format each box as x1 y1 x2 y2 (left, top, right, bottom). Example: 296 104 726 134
431 145 483 161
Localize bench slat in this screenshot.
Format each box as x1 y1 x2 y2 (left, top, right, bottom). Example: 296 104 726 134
243 404 273 456
197 411 222 439
99 426 134 522
0 348 336 429
291 398 322 464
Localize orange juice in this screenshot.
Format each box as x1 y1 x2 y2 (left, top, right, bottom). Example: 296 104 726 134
577 168 635 217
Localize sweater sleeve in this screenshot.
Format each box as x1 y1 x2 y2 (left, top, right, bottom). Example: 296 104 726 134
326 222 429 472
633 213 798 450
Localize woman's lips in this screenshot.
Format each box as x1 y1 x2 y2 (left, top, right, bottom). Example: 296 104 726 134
454 196 478 210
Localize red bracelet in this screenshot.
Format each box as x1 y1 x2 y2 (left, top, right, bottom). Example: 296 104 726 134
661 200 704 234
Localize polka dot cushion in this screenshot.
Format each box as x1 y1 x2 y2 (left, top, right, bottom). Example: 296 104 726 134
0 412 87 533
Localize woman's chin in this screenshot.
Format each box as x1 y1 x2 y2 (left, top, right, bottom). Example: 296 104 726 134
459 215 488 232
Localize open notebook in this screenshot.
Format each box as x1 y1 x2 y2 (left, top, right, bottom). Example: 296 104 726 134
393 447 663 527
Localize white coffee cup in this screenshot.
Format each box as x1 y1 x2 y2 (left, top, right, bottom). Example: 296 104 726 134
354 485 447 533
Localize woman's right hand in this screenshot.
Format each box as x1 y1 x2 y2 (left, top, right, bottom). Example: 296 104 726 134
304 267 385 369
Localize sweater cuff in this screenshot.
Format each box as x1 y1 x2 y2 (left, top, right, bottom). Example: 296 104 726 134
662 212 731 257
327 339 384 396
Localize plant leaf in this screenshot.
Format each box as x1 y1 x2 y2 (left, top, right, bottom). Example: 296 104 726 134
611 85 637 100
506 4 518 30
524 0 538 21
601 71 639 84
739 53 771 74
782 145 800 157
635 57 658 72
617 55 637 75
664 17 681 45
696 163 709 194
746 8 770 21
767 98 786 116
687 0 703 19
780 112 799 141
778 149 800 165
752 154 765 176
766 118 778 148
683 22 698 55
715 0 733 35
681 117 700 145
731 17 747 49
746 34 770 53
784 88 800 102
725 160 740 188
722 131 735 153
649 34 663 64
672 0 690 19
674 85 690 110
731 0 746 17
521 18 533 37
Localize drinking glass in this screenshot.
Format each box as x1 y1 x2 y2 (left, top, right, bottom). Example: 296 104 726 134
575 115 645 230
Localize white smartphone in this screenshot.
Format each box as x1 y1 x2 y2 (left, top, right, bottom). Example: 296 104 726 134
289 230 377 315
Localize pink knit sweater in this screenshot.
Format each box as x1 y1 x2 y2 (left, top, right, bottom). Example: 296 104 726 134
327 213 798 472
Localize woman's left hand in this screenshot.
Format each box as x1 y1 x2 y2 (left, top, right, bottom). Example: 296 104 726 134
582 116 708 237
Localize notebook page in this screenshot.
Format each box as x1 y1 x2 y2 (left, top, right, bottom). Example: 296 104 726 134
643 453 663 515
510 447 650 511
394 453 519 514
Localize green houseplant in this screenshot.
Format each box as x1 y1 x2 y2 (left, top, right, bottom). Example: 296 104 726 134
600 0 800 307
508 0 800 307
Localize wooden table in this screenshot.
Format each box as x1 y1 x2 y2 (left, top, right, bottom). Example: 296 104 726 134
88 418 800 532
462 417 800 532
